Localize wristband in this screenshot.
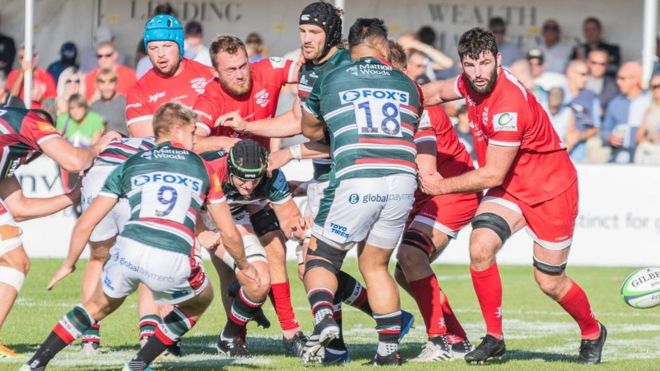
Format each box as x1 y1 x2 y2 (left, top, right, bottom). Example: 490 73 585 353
289 144 303 161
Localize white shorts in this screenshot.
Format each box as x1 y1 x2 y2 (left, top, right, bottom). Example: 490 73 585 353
102 236 209 304
0 198 22 256
82 166 130 242
304 180 329 218
312 174 416 251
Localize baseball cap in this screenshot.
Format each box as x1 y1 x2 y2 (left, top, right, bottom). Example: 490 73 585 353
526 48 544 64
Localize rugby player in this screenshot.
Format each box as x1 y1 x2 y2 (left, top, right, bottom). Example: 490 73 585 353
0 107 118 357
198 139 306 357
300 18 422 366
192 35 307 355
24 103 252 371
421 28 606 364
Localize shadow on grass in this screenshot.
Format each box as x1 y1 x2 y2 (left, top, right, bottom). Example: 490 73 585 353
503 349 579 363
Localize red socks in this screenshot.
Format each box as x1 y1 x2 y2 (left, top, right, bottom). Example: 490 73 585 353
558 280 600 339
408 274 467 342
470 263 503 339
269 281 300 331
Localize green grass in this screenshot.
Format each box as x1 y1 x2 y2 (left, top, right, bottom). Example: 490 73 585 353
1 259 659 370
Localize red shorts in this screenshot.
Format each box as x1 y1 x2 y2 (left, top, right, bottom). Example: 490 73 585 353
483 180 579 250
408 191 480 238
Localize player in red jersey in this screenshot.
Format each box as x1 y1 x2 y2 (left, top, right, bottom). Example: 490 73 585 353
125 15 215 139
193 35 298 152
192 35 307 356
421 28 606 364
387 42 479 362
0 107 118 357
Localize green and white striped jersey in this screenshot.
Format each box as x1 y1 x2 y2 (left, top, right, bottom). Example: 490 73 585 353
303 57 422 181
100 141 226 255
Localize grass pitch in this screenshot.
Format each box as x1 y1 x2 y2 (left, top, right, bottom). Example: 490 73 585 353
1 259 659 370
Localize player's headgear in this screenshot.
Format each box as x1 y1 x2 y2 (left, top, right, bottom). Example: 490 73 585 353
299 1 343 60
143 15 184 59
228 139 268 181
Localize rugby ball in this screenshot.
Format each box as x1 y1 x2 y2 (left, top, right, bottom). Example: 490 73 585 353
620 267 660 309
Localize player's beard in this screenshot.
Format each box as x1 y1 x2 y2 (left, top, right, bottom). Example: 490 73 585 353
219 75 252 96
467 67 498 95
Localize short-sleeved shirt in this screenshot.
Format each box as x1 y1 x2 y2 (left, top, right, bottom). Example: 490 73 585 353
201 150 292 214
100 141 225 255
85 65 137 101
193 57 297 150
6 67 57 109
303 57 422 181
93 137 155 167
125 59 215 128
455 68 576 205
56 111 105 148
298 49 352 181
0 107 60 179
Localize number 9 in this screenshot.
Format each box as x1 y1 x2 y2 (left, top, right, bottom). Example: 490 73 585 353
156 185 178 217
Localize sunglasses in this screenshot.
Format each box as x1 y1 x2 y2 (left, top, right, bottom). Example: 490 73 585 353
96 52 113 59
97 78 117 84
65 79 80 84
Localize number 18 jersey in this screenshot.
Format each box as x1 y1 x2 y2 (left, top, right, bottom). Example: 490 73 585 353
100 141 225 256
303 57 423 181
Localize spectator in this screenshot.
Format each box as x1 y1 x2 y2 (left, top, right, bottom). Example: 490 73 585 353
547 87 573 143
79 27 127 73
653 37 660 76
7 47 56 109
416 25 455 79
634 73 660 165
488 17 521 67
0 71 23 108
90 68 127 135
571 17 621 77
56 93 105 148
0 28 16 77
184 21 211 66
246 32 267 63
602 62 651 163
509 58 548 109
55 66 86 115
135 2 178 78
84 41 136 102
563 60 601 162
407 49 430 85
527 48 566 91
537 19 572 74
585 49 619 114
454 105 477 162
47 41 78 82
398 31 453 81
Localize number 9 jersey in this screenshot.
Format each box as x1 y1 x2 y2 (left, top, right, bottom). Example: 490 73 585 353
302 57 423 181
99 141 226 256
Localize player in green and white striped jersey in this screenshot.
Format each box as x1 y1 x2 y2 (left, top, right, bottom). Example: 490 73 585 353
300 19 423 366
23 103 257 371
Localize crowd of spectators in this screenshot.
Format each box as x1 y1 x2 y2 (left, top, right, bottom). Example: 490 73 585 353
0 8 658 165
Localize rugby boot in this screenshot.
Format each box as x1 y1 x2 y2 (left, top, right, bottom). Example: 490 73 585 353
217 337 252 358
413 335 452 362
323 344 351 364
301 315 340 364
464 335 505 364
283 331 307 357
365 351 402 366
80 341 100 355
0 343 16 358
450 338 474 359
577 323 607 364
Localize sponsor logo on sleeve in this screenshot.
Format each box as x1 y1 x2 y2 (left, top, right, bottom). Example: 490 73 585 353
492 112 518 131
37 121 57 133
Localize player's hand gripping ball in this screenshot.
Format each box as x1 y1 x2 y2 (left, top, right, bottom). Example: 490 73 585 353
620 267 660 308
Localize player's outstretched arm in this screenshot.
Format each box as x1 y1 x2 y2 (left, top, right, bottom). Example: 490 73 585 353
301 109 325 141
421 76 462 106
268 141 330 172
47 195 117 290
40 131 121 173
0 177 79 222
420 143 518 195
272 198 306 241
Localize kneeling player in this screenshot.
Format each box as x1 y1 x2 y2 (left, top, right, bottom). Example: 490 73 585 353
23 103 253 371
201 139 307 357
